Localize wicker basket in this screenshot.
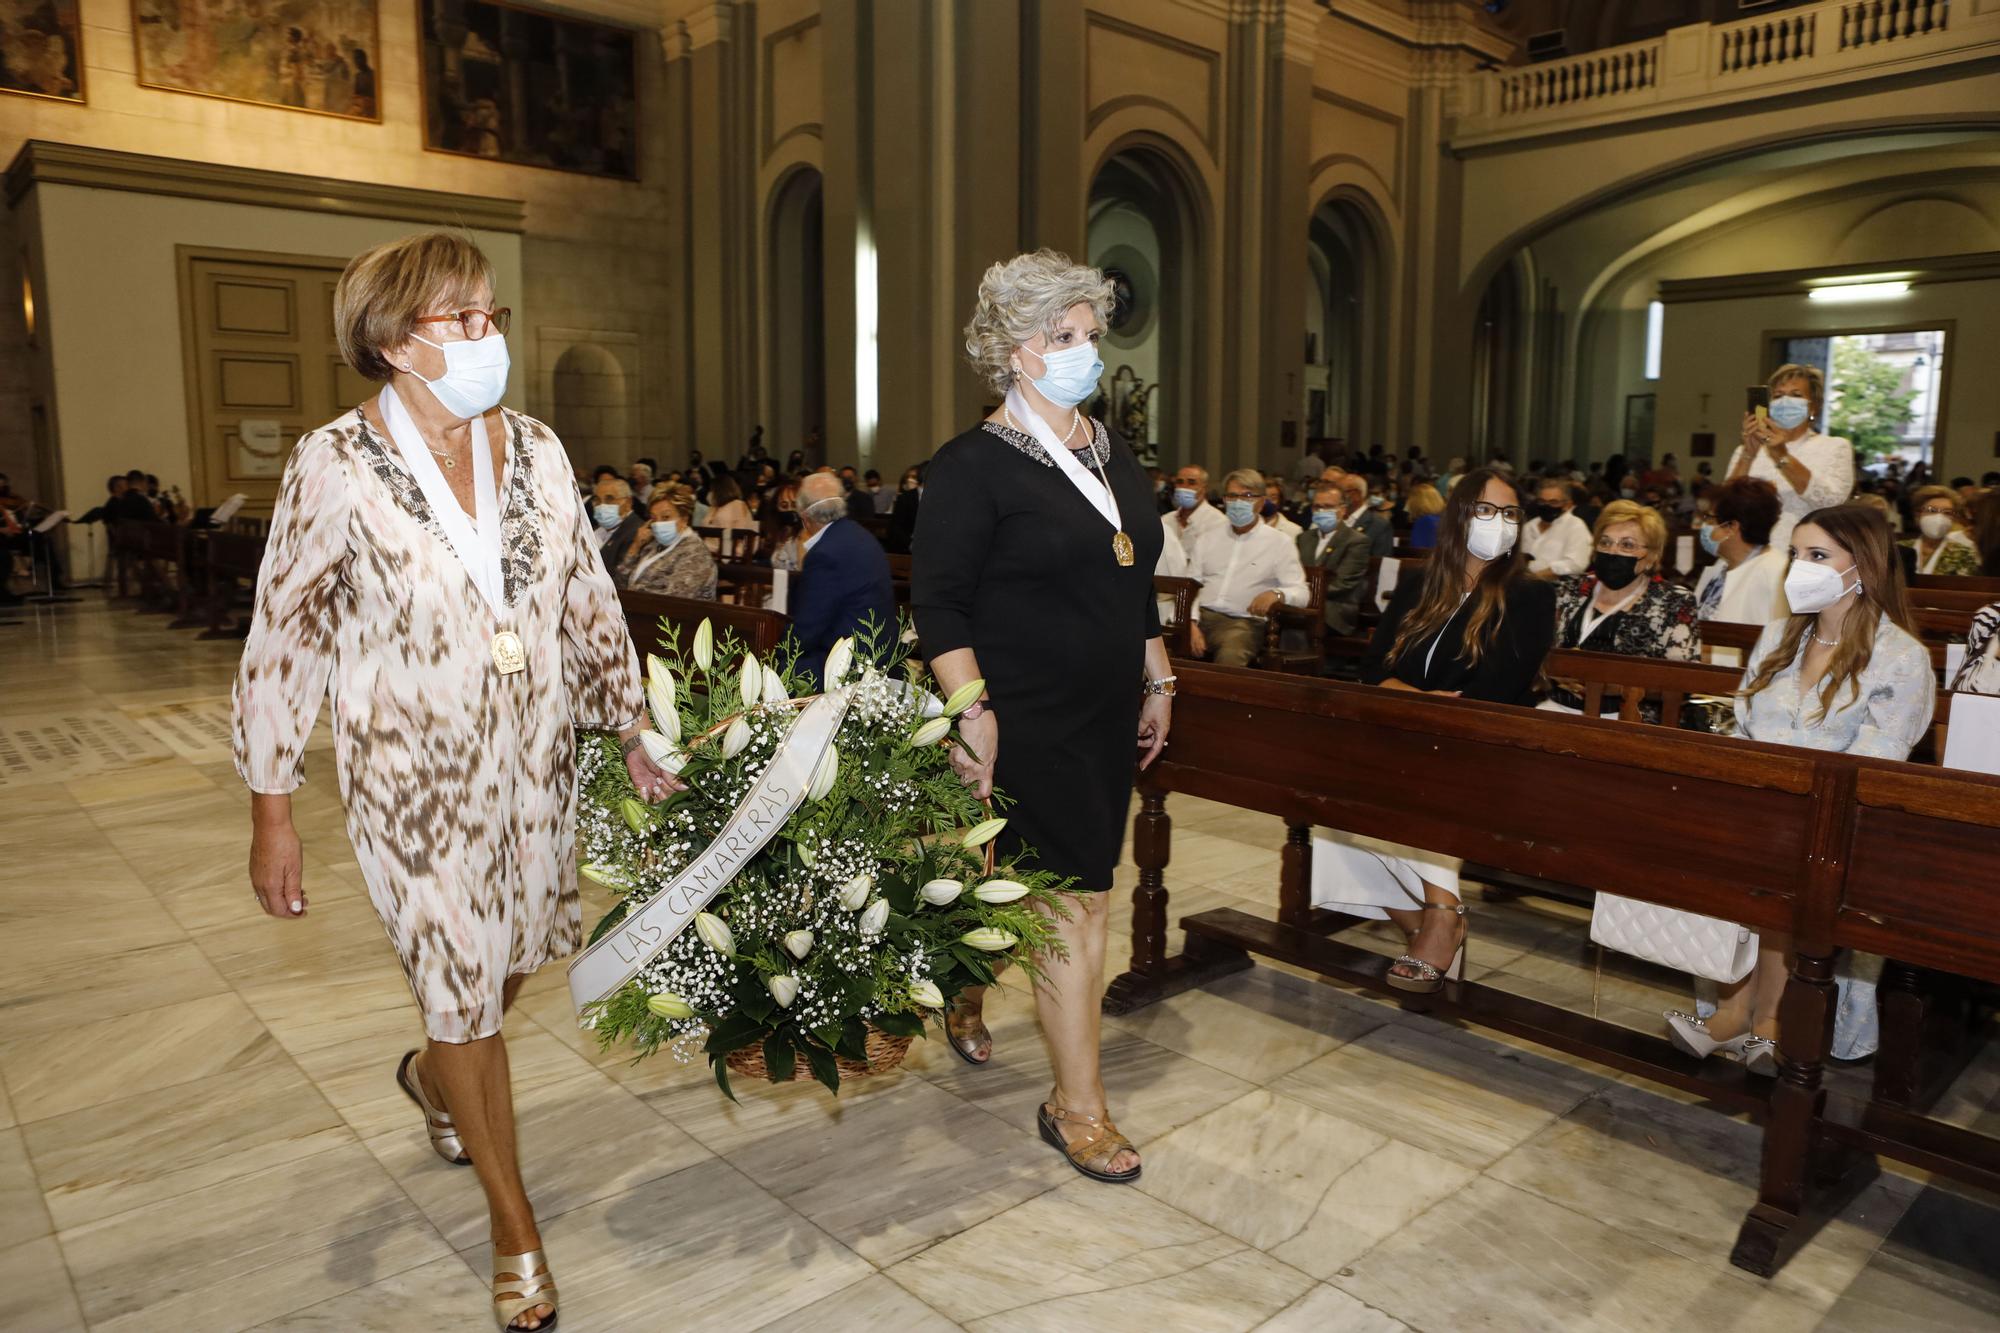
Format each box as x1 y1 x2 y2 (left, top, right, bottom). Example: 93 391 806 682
723 1025 915 1083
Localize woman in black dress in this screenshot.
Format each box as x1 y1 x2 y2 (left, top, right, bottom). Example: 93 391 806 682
1312 467 1555 994
913 250 1172 1183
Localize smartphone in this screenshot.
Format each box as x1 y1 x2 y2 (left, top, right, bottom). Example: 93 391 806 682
1747 385 1770 419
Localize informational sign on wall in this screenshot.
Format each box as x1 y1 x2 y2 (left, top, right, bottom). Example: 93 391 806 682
236 419 286 478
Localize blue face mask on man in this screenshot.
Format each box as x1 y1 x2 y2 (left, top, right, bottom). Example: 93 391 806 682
1225 498 1257 527
1173 487 1200 510
593 503 621 529
1310 509 1341 534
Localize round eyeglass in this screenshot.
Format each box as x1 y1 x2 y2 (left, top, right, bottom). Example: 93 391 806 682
1222 490 1262 502
1470 502 1525 522
414 307 512 341
1916 504 1958 518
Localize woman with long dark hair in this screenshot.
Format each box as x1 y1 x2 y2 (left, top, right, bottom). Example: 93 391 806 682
1309 467 1556 993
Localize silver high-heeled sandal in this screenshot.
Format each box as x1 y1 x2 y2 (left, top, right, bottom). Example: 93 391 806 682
397 1050 471 1166
1663 1011 1758 1062
492 1249 558 1331
1741 1036 1780 1077
1386 901 1467 995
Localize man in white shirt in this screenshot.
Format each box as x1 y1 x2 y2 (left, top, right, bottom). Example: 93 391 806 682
1159 463 1225 567
1187 468 1309 667
1694 476 1789 665
1519 479 1593 577
629 461 656 506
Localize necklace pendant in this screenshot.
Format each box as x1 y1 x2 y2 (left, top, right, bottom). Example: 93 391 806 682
491 630 526 675
1112 531 1134 566
443 457 456 469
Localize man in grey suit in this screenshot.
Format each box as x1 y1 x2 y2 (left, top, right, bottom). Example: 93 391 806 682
1299 480 1373 637
1339 474 1393 558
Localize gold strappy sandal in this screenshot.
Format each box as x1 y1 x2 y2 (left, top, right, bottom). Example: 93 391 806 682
1385 901 1468 995
492 1249 558 1331
1037 1100 1141 1184
396 1050 471 1166
945 996 993 1066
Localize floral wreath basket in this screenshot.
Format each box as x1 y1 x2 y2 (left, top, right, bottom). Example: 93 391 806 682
574 616 1083 1098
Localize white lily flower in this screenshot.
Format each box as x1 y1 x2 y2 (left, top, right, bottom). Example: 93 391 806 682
973 879 1029 904
806 742 840 801
646 680 681 743
839 874 873 910
739 653 762 708
961 817 1007 849
961 926 1017 951
579 862 633 889
692 618 714 672
646 992 694 1019
908 716 950 748
823 636 854 686
637 731 686 773
915 688 945 719
762 664 790 705
909 979 944 1009
919 878 963 906
941 678 987 716
647 654 675 694
767 974 800 1008
695 911 735 958
783 929 815 960
858 898 890 936
721 715 752 758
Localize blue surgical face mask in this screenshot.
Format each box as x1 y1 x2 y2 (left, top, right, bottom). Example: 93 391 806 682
1769 395 1810 430
1173 487 1200 510
1225 498 1257 527
410 330 510 420
1311 510 1341 534
1699 522 1723 557
1022 341 1103 409
593 503 621 529
651 520 678 546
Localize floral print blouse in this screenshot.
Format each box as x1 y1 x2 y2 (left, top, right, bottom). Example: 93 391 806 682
1734 615 1935 760
1902 532 1982 577
1548 573 1700 716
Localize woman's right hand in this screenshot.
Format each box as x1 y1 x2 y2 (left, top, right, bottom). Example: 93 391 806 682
1740 411 1774 454
249 803 307 918
951 712 998 800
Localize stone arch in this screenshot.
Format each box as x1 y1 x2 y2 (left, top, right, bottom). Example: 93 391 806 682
551 340 632 466
764 163 826 468
1306 184 1396 451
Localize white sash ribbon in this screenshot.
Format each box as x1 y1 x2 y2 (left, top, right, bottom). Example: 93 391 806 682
380 386 506 616
567 689 851 1011
1006 386 1120 535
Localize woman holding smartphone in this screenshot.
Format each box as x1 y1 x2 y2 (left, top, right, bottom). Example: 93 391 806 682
1727 363 1854 553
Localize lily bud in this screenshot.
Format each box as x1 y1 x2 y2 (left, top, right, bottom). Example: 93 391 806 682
797 841 817 868
739 654 762 708
915 688 945 719
908 716 950 748
961 817 1007 849
919 878 963 906
646 992 694 1020
694 911 735 958
647 654 676 696
619 798 654 835
767 974 800 1008
839 874 873 910
579 862 633 889
647 680 681 743
961 927 1017 952
806 743 840 801
858 898 890 937
637 731 686 773
823 637 855 686
762 664 790 705
973 879 1029 904
692 618 714 672
941 678 987 717
909 979 944 1009
721 715 752 758
783 929 815 960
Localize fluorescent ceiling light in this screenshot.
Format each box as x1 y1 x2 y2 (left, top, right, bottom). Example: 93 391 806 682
1807 280 1911 303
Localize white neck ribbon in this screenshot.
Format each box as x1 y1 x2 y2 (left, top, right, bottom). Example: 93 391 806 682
1006 384 1121 535
380 385 506 618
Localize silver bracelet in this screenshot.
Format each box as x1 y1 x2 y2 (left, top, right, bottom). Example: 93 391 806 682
1142 675 1178 697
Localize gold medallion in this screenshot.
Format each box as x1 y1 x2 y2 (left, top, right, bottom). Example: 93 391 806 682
492 630 526 675
1112 531 1135 567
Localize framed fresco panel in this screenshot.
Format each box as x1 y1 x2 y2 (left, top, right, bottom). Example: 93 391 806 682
421 0 637 180
1 0 87 103
131 0 382 121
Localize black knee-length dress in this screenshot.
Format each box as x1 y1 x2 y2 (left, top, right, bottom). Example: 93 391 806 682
912 418 1164 889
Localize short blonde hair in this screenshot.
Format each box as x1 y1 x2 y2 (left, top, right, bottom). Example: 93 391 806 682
651 484 695 520
963 249 1114 395
1405 483 1444 518
1592 498 1667 558
1909 484 1963 520
335 231 495 383
1767 362 1824 408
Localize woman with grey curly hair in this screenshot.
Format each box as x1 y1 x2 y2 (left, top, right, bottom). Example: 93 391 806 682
912 249 1173 1184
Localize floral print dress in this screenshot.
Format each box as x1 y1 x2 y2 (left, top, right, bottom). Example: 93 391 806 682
232 406 643 1043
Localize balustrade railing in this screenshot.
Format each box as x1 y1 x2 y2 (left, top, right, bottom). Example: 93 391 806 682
1839 0 1951 49
1496 42 1660 114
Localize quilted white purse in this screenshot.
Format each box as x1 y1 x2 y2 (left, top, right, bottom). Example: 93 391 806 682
1589 893 1758 983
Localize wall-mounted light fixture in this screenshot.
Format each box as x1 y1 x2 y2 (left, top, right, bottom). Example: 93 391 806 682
1807 277 1912 304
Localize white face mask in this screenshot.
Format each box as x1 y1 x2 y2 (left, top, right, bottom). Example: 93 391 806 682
1466 513 1519 561
409 331 510 420
1784 560 1859 615
1918 513 1954 541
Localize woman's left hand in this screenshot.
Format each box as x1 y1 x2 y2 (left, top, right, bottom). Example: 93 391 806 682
625 746 686 802
1137 693 1172 770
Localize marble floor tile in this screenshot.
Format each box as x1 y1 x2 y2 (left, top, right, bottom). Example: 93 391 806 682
1815 1185 2000 1333
0 1126 52 1248
0 1075 14 1130
493 1156 875 1329
966 1247 1314 1333
1105 965 1391 1084
367 1068 710 1251
23 1062 351 1231
249 1253 489 1330
0 889 188 967
888 1176 1287 1324
0 938 230 1038
0 1235 85 1331
1337 1176 1827 1333
1256 1283 1412 1332
60 1140 453 1332
1270 1018 1606 1169
192 889 402 993
1488 1082 1920 1311
754 1272 961 1332
0 990 283 1123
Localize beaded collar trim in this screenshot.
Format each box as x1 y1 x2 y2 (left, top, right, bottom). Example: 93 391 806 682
980 416 1110 469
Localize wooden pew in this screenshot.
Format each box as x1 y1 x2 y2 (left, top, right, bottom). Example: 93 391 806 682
1912 572 2000 596
1264 565 1326 673
1106 663 2000 1277
1153 575 1198 660
1704 618 1951 675
196 530 265 639
618 589 789 662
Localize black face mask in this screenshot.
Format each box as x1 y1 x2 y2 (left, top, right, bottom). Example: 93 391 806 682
1592 552 1643 590
1534 503 1561 523
778 510 801 529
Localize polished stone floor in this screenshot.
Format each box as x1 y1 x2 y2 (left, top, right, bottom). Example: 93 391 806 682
2 594 1997 1331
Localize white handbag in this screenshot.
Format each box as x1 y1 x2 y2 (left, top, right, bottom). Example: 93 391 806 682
1589 892 1759 983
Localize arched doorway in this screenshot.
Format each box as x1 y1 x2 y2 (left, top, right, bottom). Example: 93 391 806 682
1088 146 1204 469
1306 195 1386 454
552 341 631 466
1470 252 1528 464
766 167 825 468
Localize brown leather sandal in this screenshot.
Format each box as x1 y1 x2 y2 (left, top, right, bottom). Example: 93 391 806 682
1038 1100 1141 1183
945 997 992 1066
